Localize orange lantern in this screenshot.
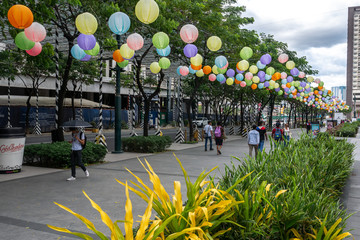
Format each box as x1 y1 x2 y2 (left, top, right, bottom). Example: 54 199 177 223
314 90 318 95
203 65 212 75
191 64 202 70
251 84 257 90
7 5 34 29
271 72 281 80
286 83 291 88
234 79 241 84
318 86 323 90
113 50 124 63
315 98 319 101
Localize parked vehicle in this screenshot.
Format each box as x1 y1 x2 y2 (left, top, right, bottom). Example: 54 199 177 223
193 117 208 128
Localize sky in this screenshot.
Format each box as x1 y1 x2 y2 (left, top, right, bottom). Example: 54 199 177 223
239 0 360 89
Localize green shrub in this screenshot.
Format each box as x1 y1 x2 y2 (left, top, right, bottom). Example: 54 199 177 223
218 134 354 239
121 120 129 129
122 136 172 153
24 142 107 168
335 122 359 137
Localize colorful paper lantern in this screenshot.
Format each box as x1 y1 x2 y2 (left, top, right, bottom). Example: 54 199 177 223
217 74 225 82
190 54 203 66
290 67 299 76
256 60 266 69
237 60 249 71
120 44 135 60
113 49 124 63
26 42 42 56
212 65 219 74
159 57 171 69
77 34 96 50
190 64 202 71
239 47 253 60
260 54 272 65
240 81 246 87
251 84 257 90
286 61 295 70
217 66 227 74
215 56 227 69
189 65 197 74
150 62 161 74
8 5 33 29
108 12 130 35
245 72 253 80
84 42 100 56
15 32 35 50
177 66 182 76
278 53 288 63
207 36 222 51
281 72 287 79
156 45 171 57
135 0 159 24
71 44 86 60
76 12 98 35
272 72 281 81
24 22 46 42
183 44 198 58
180 24 198 43
203 66 212 75
236 74 244 81
266 67 275 76
252 76 260 83
196 69 204 77
249 65 258 74
209 74 216 81
226 78 234 85
127 33 144 51
180 66 189 76
226 69 235 78
117 60 129 68
80 54 91 62
152 32 169 49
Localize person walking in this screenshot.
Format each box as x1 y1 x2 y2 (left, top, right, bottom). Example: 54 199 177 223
214 122 225 155
306 120 311 134
271 122 284 144
284 123 291 146
256 121 267 151
67 127 89 181
248 125 260 158
203 121 214 151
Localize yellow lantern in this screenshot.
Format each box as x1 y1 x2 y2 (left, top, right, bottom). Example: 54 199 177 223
150 62 161 74
207 36 222 51
120 44 135 60
226 78 234 85
249 65 258 74
212 65 219 74
252 76 260 83
75 12 98 35
190 54 203 66
196 69 204 77
237 60 249 71
286 60 295 70
135 0 159 24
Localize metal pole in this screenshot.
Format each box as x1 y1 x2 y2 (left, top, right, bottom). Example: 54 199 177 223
113 34 123 153
354 94 356 119
167 77 171 124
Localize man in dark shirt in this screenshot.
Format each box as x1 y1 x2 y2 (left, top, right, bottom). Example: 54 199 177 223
306 120 311 134
256 121 268 151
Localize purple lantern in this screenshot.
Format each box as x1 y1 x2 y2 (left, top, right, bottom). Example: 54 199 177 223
236 69 244 74
257 70 265 78
226 68 235 77
297 93 300 97
80 54 91 61
287 76 293 82
300 82 306 87
319 91 323 95
183 44 198 58
275 88 280 92
260 54 272 65
259 77 265 82
77 34 97 50
264 81 270 87
290 67 299 76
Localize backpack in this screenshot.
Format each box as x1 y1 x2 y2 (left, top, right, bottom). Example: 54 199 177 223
274 128 282 140
81 132 87 149
214 126 222 138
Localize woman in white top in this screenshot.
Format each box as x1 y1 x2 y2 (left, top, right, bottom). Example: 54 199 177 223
284 123 291 146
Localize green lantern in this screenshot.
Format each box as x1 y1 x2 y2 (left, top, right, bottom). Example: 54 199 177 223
117 60 129 68
278 90 283 95
84 42 100 56
152 32 169 50
15 31 35 50
266 67 275 76
239 46 253 60
245 79 252 86
217 67 227 74
158 57 171 69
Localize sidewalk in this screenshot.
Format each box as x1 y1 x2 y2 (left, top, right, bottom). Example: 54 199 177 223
0 129 358 239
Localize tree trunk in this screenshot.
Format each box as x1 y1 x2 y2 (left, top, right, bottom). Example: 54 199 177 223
268 95 276 130
186 100 193 141
25 95 32 134
240 92 244 132
143 100 150 137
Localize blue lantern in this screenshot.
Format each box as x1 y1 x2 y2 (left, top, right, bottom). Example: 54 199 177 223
108 12 131 35
71 44 86 60
157 45 171 57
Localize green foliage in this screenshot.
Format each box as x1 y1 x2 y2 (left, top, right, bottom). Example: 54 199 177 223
335 121 359 137
121 120 129 129
218 134 354 239
24 141 107 168
122 136 172 153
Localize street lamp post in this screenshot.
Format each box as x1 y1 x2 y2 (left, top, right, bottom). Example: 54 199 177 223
113 34 123 153
354 94 356 119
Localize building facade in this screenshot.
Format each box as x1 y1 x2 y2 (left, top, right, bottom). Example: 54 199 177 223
331 86 346 101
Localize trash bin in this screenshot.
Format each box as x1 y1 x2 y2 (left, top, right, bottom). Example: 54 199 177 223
0 127 26 174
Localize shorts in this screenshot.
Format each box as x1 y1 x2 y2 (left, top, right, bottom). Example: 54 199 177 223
215 138 223 146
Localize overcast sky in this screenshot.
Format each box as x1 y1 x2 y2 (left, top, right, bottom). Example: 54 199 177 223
240 0 360 89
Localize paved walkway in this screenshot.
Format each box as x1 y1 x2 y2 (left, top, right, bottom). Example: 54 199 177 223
0 129 358 239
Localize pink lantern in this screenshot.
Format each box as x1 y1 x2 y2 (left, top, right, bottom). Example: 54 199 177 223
209 74 216 82
280 72 287 79
26 42 42 56
298 72 305 78
281 84 286 89
240 81 246 87
25 22 46 42
180 66 189 76
245 72 253 80
220 62 229 70
180 24 198 43
127 33 144 51
278 53 288 64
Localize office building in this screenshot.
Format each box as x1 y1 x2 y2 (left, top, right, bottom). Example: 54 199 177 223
331 86 346 101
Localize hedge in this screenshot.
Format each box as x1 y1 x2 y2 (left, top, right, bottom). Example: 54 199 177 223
121 135 172 153
335 121 360 137
24 141 107 168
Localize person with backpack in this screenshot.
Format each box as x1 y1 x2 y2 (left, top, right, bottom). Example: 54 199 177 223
248 124 260 158
256 121 268 152
271 122 284 144
203 121 214 151
214 122 225 155
67 127 89 181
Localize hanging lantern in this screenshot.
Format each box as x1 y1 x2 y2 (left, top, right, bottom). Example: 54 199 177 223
190 54 203 66
150 62 161 74
120 44 135 60
209 74 216 82
180 24 199 43
266 67 275 76
113 50 124 63
226 69 235 78
183 44 198 58
71 44 86 60
239 47 253 60
249 65 258 74
212 65 219 74
203 66 212 75
108 12 131 35
189 65 197 74
260 54 272 65
81 54 91 61
117 60 129 68
237 60 249 71
15 31 35 50
84 42 100 56
207 36 222 51
135 0 159 24
8 5 33 29
76 12 98 35
26 42 42 56
196 69 204 77
77 34 96 50
180 66 189 76
157 45 171 57
159 57 171 69
127 33 144 51
24 22 46 42
190 64 202 71
286 61 295 70
226 78 234 85
278 53 289 63
215 56 227 69
152 32 169 49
